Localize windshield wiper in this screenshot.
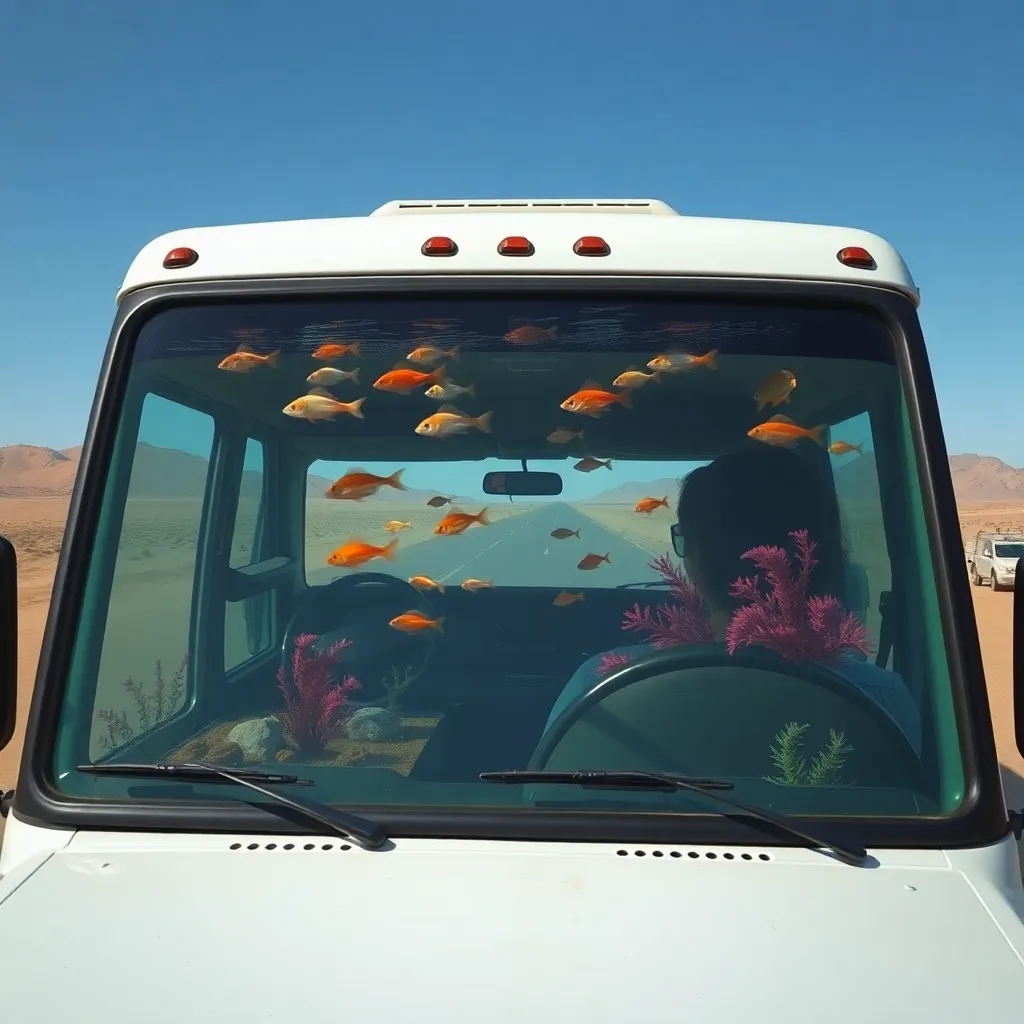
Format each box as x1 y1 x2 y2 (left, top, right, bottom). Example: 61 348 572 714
615 580 672 590
480 769 867 866
77 761 388 851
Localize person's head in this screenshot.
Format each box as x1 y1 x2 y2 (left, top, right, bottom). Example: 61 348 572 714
674 445 848 615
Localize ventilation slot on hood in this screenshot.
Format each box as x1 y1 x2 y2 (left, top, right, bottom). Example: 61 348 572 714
616 847 772 861
229 840 353 852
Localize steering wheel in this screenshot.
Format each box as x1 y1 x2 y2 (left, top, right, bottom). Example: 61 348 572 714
281 572 439 708
529 643 924 786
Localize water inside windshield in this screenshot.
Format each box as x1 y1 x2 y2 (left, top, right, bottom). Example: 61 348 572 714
54 295 964 824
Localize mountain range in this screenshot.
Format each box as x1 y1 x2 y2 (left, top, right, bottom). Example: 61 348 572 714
2 443 1024 506
0 443 448 505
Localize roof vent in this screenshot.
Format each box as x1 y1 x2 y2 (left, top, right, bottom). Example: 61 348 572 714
370 198 678 217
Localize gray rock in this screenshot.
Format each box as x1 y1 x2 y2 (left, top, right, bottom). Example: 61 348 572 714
228 715 284 762
346 707 401 742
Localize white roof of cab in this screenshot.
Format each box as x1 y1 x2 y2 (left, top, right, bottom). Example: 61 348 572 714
116 198 919 305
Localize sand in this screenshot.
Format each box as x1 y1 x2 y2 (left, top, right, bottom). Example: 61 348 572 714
2 495 1023 825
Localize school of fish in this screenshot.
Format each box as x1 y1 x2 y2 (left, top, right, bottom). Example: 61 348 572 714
218 321 863 634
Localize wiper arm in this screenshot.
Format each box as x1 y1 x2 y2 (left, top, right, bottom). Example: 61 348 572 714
77 761 388 851
480 769 867 867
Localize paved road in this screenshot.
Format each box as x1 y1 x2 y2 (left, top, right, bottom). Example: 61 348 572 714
308 502 666 589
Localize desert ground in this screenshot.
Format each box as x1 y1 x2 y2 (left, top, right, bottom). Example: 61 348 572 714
2 494 1023 832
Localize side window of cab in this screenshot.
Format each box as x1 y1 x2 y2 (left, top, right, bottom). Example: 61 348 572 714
225 437 274 670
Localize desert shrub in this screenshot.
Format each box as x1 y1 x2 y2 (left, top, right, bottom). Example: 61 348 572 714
95 653 189 754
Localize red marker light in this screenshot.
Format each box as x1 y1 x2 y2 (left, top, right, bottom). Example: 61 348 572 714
163 247 199 269
837 246 876 270
421 236 458 257
573 236 610 257
497 236 535 256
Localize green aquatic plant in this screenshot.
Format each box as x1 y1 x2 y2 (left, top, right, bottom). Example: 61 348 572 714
767 721 853 787
383 664 415 713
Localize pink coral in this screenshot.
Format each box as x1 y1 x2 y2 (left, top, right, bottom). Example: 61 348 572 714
276 633 361 755
596 651 636 677
621 553 717 648
725 529 873 664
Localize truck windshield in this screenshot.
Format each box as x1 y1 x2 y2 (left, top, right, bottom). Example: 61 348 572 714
994 544 1024 559
50 294 966 829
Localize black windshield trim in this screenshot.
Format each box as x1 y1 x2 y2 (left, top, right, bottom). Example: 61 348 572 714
10 273 1007 849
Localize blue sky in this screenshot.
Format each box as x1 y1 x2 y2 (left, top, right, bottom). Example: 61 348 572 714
2 1 1021 464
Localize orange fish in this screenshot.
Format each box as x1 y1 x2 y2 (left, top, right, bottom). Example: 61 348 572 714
577 552 611 571
505 324 558 345
373 365 446 394
747 414 827 448
634 496 669 514
550 528 581 540
553 591 585 607
407 345 459 365
409 575 445 593
326 537 398 569
647 348 718 373
574 457 612 473
217 344 280 373
325 467 406 500
547 427 584 444
613 367 661 389
389 610 445 634
385 520 412 532
560 383 632 417
461 578 494 591
427 495 454 508
282 389 365 422
313 341 361 360
829 441 863 456
754 369 796 412
434 507 490 536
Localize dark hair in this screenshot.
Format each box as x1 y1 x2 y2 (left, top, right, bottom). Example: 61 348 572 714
676 445 848 611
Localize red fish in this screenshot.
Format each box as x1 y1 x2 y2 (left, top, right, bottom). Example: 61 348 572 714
560 384 632 417
577 552 611 571
634 496 669 514
505 325 558 345
373 365 446 394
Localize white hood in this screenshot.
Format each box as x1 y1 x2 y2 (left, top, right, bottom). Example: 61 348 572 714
2 831 1024 1023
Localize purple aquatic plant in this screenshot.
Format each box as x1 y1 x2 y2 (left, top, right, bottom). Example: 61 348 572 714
277 633 361 755
621 552 717 648
725 529 872 664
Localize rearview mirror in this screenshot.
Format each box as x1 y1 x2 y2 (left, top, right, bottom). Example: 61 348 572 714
1015 558 1024 758
482 471 563 497
0 535 17 752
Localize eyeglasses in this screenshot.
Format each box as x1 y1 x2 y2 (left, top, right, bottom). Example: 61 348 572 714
670 523 684 558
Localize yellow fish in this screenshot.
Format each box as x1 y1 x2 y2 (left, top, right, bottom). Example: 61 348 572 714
613 367 661 389
282 389 365 422
415 405 493 438
385 520 412 532
461 578 494 591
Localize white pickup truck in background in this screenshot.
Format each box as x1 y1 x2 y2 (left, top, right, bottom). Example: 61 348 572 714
968 531 1024 591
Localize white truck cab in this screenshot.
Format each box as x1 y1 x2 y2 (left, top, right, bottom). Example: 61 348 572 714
970 530 1024 591
3 198 1024 1022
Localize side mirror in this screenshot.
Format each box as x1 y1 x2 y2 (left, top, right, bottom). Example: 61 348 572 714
1015 557 1024 759
0 534 16 751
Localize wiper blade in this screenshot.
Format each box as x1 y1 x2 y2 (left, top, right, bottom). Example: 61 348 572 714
480 769 867 866
480 769 735 791
614 580 672 590
77 761 387 851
